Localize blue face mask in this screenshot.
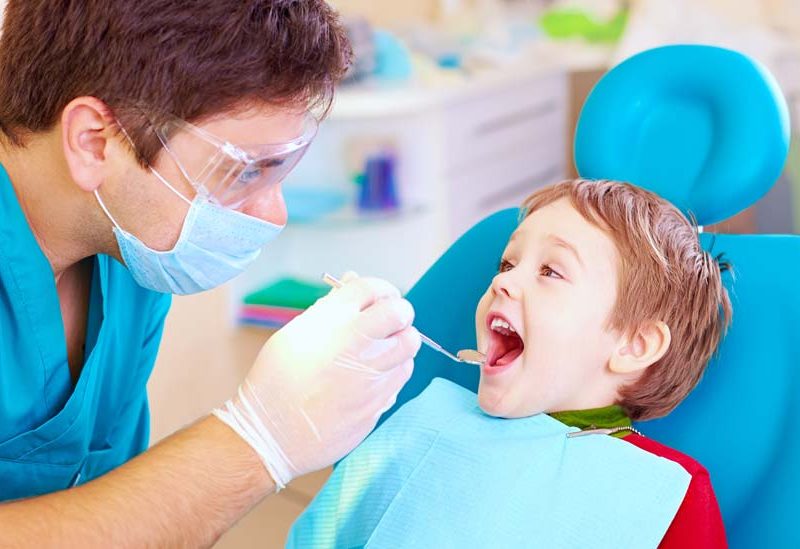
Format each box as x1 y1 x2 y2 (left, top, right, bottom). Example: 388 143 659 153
95 169 283 295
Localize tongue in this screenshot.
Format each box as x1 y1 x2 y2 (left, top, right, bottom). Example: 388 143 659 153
488 328 525 368
494 346 523 366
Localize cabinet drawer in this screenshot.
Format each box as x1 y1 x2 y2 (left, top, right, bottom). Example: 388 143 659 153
444 105 566 178
442 71 567 171
448 145 566 238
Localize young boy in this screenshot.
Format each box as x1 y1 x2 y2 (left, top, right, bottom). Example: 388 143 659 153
476 178 730 547
289 178 731 548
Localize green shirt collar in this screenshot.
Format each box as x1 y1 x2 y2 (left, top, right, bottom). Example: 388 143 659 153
549 405 633 438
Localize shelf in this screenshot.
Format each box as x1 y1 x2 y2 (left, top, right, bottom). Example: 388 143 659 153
330 59 563 121
289 203 428 230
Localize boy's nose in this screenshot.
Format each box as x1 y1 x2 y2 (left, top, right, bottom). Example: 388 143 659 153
492 271 522 300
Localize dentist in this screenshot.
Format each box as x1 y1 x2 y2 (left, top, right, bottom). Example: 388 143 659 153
0 1 420 545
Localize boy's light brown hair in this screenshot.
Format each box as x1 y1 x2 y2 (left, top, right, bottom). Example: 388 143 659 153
523 179 732 420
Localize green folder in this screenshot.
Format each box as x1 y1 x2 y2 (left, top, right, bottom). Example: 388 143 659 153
243 277 330 309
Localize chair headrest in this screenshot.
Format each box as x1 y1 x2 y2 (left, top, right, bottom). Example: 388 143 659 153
575 45 790 225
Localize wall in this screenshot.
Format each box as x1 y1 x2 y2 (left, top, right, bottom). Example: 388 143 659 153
330 0 439 26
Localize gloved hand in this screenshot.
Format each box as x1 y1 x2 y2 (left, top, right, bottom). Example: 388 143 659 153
213 274 421 490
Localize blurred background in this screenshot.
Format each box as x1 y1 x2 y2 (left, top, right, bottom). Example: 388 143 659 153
141 1 800 546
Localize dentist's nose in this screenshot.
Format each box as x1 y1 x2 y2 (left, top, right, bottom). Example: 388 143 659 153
241 182 288 225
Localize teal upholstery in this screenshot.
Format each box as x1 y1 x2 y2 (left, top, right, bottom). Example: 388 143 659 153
380 46 796 547
575 45 789 225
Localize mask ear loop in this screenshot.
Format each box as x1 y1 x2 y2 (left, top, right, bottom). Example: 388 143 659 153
96 117 193 233
94 189 124 232
149 166 192 206
115 116 193 206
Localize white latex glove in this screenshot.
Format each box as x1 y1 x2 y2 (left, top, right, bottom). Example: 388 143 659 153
213 274 421 490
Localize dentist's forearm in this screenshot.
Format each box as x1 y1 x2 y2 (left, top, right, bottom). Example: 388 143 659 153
0 416 274 548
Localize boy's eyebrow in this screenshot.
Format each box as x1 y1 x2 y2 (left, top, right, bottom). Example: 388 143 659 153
546 234 584 268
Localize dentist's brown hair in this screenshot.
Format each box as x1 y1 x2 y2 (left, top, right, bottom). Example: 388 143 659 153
0 0 351 166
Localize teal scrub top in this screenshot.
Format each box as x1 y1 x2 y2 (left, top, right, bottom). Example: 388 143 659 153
0 164 172 501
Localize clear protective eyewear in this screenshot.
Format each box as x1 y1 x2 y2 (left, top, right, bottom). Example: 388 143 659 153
150 112 318 211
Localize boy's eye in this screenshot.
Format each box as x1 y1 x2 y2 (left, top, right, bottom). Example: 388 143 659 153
498 258 514 273
540 264 563 279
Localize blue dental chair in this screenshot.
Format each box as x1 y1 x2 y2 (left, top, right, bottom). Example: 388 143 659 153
381 46 796 547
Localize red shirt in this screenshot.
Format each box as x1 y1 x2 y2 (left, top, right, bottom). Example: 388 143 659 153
624 434 728 548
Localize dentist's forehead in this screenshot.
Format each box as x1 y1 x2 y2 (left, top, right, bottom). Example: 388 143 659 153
200 105 307 145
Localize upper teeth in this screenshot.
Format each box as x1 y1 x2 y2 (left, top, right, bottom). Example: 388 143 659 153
491 317 516 334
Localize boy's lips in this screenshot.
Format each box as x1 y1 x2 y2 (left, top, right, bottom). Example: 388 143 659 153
484 311 525 370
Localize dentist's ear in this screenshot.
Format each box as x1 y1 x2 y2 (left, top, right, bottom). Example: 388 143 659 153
609 321 671 375
61 96 116 193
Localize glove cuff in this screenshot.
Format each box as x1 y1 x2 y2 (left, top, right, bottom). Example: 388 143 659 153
212 381 295 491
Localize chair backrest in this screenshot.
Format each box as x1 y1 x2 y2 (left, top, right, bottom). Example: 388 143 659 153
575 44 789 226
382 45 796 547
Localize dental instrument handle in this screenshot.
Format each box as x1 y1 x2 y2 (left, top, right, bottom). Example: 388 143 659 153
321 272 464 364
418 333 461 362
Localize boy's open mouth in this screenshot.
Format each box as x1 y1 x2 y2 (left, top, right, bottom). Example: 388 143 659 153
485 313 525 367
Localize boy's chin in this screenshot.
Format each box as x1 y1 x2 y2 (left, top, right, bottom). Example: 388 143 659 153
478 384 545 419
477 385 502 416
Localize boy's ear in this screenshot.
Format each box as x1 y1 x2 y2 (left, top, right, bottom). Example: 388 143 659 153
609 321 671 375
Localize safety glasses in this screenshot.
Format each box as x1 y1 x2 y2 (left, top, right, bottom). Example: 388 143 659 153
151 112 318 211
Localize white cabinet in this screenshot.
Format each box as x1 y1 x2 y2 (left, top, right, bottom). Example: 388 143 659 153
442 70 566 237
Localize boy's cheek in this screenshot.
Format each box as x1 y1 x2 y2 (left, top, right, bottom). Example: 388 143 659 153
476 327 488 352
475 291 492 348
